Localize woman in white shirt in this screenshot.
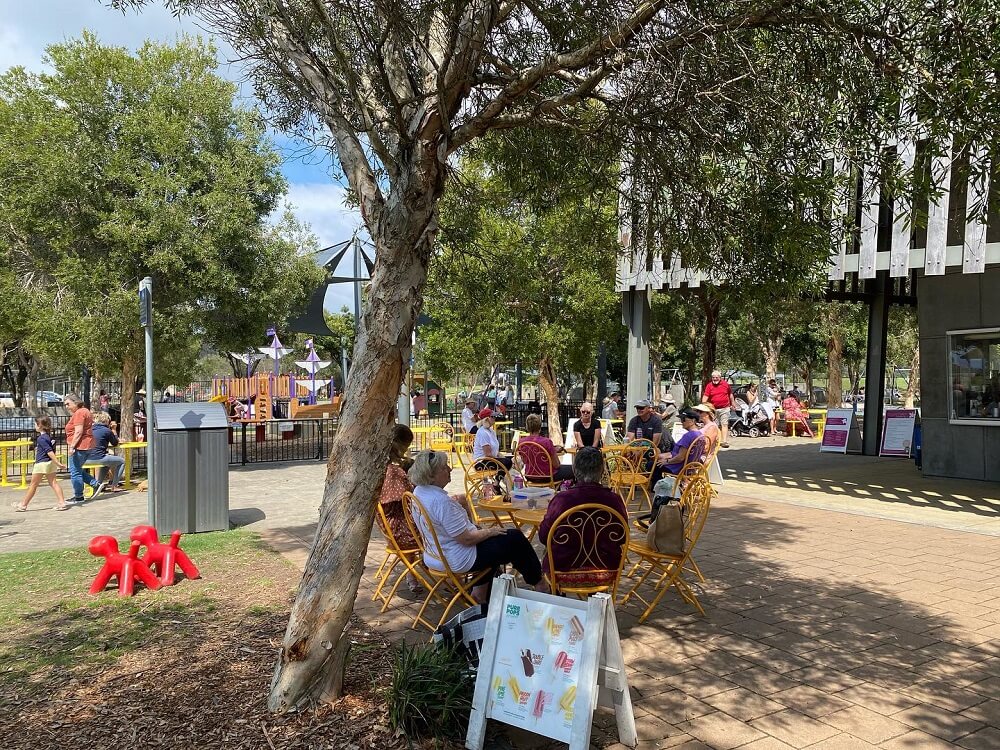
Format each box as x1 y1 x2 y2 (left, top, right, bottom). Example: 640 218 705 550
472 408 513 470
409 450 542 599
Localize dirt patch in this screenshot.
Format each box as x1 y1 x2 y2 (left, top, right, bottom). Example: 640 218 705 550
0 538 416 749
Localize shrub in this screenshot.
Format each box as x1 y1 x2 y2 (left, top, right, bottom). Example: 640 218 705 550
388 642 474 742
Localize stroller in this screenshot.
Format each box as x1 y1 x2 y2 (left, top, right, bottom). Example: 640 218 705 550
728 397 772 438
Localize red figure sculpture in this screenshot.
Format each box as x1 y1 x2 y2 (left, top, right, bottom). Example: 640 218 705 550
130 526 201 586
88 536 162 597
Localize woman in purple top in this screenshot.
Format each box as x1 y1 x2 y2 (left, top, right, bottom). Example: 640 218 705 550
538 447 628 577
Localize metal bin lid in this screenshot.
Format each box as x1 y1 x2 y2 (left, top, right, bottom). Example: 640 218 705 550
152 402 229 431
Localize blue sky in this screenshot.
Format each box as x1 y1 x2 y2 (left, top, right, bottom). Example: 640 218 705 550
0 0 363 312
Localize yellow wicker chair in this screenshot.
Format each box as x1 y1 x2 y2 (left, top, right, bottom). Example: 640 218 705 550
620 471 713 622
545 503 629 599
402 491 492 632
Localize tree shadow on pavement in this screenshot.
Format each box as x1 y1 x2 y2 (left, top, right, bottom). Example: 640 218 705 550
721 442 1000 518
602 500 1000 748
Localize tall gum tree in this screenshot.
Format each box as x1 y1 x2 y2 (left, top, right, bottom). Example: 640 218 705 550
116 0 1000 710
0 35 321 435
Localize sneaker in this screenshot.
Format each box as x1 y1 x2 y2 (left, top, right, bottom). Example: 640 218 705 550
92 481 108 498
65 496 86 506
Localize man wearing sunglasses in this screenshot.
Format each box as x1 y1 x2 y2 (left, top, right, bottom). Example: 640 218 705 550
702 369 735 448
626 399 663 448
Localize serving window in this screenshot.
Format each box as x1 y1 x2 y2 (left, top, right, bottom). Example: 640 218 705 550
949 328 1000 422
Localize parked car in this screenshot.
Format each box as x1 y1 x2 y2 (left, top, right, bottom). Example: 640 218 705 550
35 390 63 407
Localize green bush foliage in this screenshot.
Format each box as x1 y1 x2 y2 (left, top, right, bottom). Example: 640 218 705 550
388 642 473 742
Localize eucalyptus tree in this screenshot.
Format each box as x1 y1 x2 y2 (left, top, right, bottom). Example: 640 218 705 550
0 34 320 436
116 0 1000 710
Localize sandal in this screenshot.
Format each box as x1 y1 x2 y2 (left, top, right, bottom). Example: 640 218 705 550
54 504 70 511
11 503 27 512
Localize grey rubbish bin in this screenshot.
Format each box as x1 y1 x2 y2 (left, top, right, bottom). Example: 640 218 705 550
152 402 230 533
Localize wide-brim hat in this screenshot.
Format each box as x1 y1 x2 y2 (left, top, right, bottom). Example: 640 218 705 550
693 403 715 414
663 394 676 404
136 389 147 395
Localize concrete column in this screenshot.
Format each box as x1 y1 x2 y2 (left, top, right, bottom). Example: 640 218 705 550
623 289 651 405
862 272 891 455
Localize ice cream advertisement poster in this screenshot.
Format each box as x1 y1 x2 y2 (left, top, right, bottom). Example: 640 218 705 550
486 595 586 742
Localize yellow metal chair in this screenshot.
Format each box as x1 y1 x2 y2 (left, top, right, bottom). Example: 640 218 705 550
514 440 558 489
620 471 713 622
464 457 513 527
605 439 656 511
402 491 492 632
454 432 476 470
429 421 455 465
371 500 437 613
654 434 710 500
545 503 630 599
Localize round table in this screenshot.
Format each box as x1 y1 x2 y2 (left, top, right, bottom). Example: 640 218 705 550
476 495 517 527
510 507 547 541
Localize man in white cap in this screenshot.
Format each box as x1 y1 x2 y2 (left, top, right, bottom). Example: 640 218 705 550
626 399 663 447
461 396 478 432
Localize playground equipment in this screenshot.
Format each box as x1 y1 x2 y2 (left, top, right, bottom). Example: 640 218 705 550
89 527 201 597
130 526 201 586
294 338 333 405
212 329 341 421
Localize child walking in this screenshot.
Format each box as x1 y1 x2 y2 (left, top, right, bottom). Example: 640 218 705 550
12 417 69 512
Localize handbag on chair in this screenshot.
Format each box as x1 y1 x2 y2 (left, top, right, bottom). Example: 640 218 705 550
635 478 685 555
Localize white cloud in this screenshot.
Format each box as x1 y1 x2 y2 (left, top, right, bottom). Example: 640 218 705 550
281 182 366 314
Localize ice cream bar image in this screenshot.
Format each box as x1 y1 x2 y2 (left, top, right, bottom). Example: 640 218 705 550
559 685 577 711
531 689 547 718
521 649 535 677
507 674 520 697
570 615 584 638
492 676 502 694
553 650 568 672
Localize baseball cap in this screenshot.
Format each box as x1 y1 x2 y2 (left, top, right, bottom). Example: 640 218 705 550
477 407 493 419
679 408 700 420
634 399 652 408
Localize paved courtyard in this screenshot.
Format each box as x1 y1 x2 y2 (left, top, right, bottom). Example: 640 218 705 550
3 438 1000 748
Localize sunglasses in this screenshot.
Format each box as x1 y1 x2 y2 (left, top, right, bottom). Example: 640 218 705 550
580 409 592 414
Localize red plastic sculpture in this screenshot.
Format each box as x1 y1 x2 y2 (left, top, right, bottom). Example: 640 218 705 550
130 526 201 586
88 536 162 597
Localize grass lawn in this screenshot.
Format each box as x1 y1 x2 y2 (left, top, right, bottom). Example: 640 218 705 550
0 530 404 750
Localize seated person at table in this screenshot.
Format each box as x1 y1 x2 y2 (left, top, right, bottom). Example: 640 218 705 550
472 408 513 470
781 392 815 437
410 450 541 600
378 424 424 594
519 413 574 483
651 409 702 483
90 411 125 492
692 403 720 452
626 399 663 447
573 402 603 449
537 447 628 583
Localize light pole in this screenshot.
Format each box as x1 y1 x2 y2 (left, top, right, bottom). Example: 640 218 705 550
139 276 155 525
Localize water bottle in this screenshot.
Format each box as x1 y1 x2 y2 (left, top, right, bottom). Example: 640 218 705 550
513 471 524 490
483 479 494 499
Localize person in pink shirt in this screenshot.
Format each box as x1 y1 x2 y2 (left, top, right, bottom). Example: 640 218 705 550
517 414 574 483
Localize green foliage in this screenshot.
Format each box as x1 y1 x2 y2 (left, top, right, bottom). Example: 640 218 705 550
388 642 473 742
0 33 323 383
422 131 619 382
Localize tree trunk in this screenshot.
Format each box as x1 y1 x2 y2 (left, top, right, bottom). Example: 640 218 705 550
17 348 40 414
686 322 698 402
698 290 721 384
760 334 782 382
904 345 920 408
650 358 662 403
120 355 139 442
827 326 844 407
268 179 442 712
538 356 563 445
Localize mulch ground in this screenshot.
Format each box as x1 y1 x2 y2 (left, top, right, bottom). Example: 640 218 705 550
0 540 432 750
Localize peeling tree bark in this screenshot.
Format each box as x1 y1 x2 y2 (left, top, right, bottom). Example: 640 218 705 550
120 355 139 442
538 355 563 445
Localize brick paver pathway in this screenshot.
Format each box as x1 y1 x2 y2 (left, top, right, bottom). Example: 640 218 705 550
4 443 1000 748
